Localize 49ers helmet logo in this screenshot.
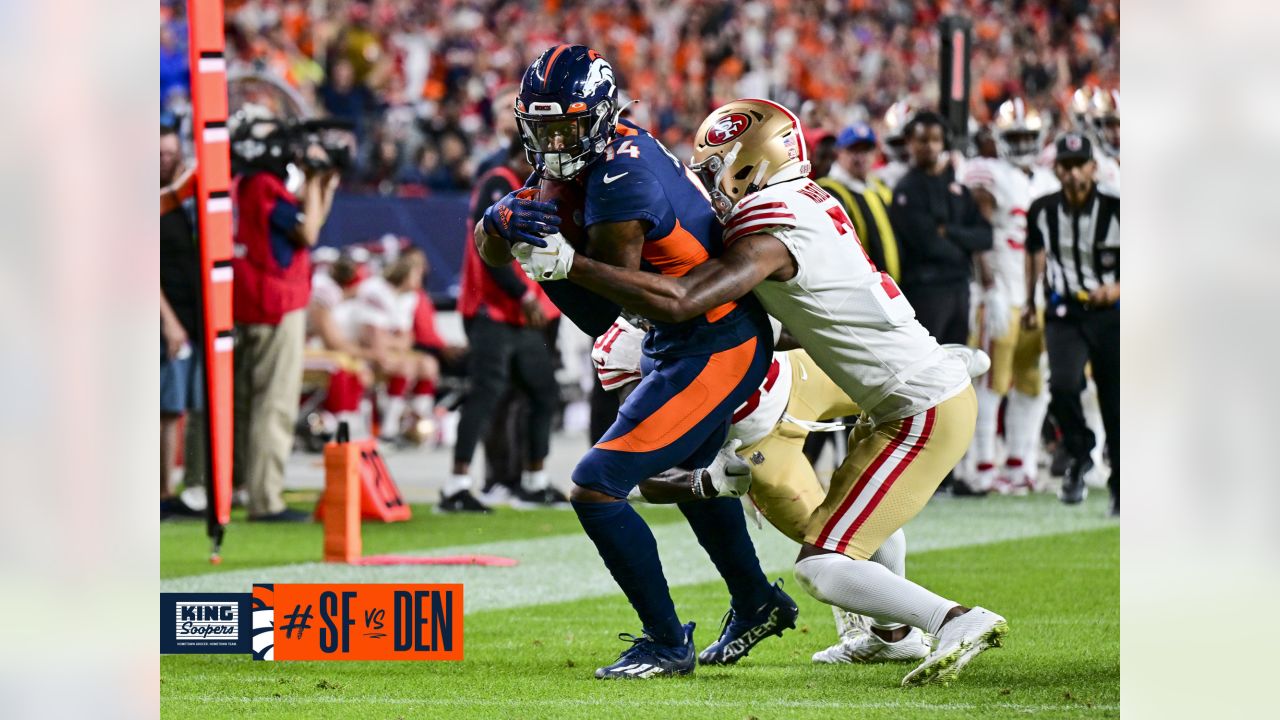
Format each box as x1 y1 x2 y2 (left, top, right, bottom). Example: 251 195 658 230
706 113 752 146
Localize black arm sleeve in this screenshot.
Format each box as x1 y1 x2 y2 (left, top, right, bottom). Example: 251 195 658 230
485 262 529 300
1025 197 1049 253
540 280 621 337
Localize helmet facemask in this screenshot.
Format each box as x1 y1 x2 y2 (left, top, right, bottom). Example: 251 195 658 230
999 129 1042 169
517 99 615 180
690 142 769 221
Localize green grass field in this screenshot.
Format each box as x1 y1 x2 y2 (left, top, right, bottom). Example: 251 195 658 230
160 494 1118 719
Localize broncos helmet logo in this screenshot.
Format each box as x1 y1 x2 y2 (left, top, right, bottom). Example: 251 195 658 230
582 58 615 98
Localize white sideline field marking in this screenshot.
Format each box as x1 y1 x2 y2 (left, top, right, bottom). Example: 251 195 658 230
163 695 1119 713
161 495 1116 613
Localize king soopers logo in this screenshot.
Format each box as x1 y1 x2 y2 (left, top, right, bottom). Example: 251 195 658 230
176 601 240 641
706 112 751 146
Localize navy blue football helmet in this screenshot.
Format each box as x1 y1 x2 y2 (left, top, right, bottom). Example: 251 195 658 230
515 45 619 180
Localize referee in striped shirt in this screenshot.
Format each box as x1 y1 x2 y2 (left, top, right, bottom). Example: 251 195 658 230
1024 132 1120 515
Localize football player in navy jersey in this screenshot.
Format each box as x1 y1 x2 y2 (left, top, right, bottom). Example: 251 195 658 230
474 45 797 678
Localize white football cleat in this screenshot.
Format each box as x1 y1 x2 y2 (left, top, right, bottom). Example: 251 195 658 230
901 607 1008 687
813 625 931 664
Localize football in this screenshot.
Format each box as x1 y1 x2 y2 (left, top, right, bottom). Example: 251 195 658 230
536 175 588 248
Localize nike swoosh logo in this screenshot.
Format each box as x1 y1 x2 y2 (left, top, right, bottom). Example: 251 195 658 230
602 172 629 184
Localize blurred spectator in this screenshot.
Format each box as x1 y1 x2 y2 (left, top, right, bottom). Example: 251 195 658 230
821 122 901 282
159 20 189 115
319 56 379 143
160 124 203 520
353 246 441 442
162 1 1117 196
890 111 992 347
231 119 340 522
305 256 375 437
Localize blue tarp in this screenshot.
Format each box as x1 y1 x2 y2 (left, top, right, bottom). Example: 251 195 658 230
316 191 473 302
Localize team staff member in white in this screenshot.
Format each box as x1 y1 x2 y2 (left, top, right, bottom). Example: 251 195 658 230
1024 132 1120 515
521 99 1007 687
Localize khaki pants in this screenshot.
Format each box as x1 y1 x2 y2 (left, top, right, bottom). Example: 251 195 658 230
740 350 859 543
805 387 977 560
234 309 305 515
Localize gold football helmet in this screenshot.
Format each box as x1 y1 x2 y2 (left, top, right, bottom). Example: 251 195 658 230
882 99 917 163
993 98 1047 168
1071 85 1119 157
689 99 811 219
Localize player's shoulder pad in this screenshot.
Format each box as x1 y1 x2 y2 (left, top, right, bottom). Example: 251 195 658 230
961 157 998 186
582 141 666 226
723 188 799 245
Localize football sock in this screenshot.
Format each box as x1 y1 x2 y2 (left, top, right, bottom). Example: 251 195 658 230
973 384 1000 475
678 497 773 615
869 528 906 576
572 499 684 646
1006 388 1049 472
411 379 436 418
382 376 408 438
521 470 549 492
323 370 364 413
794 552 955 636
867 529 907 630
444 473 473 496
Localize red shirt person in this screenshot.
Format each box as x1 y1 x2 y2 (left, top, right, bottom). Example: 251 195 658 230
229 123 339 521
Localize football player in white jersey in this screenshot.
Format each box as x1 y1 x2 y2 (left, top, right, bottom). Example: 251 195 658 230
960 99 1058 494
595 313 992 665
873 100 915 190
1070 86 1120 193
522 99 1007 686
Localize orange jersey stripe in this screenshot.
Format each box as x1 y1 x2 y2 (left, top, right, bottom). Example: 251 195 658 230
641 220 738 322
595 336 758 454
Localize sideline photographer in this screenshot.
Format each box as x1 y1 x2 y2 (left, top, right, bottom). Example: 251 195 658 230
229 106 343 521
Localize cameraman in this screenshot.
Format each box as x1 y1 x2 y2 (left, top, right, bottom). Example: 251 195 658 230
231 117 340 522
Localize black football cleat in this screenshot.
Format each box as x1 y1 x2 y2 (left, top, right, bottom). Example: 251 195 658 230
595 622 696 679
438 489 493 514
1059 457 1092 505
699 580 799 665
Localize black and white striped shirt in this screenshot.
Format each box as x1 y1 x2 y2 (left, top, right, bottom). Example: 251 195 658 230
1027 186 1120 301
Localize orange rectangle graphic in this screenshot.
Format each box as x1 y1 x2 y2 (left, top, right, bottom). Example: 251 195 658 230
267 584 463 661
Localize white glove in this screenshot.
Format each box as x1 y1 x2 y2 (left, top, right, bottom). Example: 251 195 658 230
982 286 1011 341
518 232 577 282
700 439 752 498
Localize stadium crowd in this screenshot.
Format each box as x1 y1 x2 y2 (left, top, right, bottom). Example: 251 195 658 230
160 0 1119 520
161 0 1118 193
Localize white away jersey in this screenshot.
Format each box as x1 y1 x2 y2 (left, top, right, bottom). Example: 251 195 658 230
723 179 971 425
962 158 1031 306
1027 163 1061 201
1095 153 1120 195
306 272 362 347
356 276 418 334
